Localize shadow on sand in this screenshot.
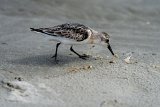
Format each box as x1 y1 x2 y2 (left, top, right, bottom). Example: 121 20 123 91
9 54 93 67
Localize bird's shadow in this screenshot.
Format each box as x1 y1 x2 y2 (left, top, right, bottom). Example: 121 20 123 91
9 54 92 67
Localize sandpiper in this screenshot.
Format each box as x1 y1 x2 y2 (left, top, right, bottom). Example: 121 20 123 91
30 23 115 61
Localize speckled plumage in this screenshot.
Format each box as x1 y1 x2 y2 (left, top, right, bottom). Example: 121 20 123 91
31 23 90 42
30 23 115 61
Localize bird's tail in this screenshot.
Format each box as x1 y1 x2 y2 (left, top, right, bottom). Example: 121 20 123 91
30 28 44 33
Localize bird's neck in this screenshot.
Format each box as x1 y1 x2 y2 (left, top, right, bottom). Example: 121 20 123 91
89 30 101 44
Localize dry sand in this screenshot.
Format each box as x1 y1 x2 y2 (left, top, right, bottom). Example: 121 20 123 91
0 0 160 107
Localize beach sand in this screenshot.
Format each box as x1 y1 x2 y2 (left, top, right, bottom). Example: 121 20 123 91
0 0 160 107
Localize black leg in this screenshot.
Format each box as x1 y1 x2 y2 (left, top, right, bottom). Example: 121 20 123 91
51 43 61 61
70 46 89 60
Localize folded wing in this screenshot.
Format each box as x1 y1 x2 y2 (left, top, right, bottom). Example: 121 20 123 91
30 23 90 42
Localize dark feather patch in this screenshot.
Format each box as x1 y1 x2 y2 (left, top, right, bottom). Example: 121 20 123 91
31 23 90 41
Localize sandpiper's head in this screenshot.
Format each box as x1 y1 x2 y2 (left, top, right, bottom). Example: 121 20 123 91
101 32 115 56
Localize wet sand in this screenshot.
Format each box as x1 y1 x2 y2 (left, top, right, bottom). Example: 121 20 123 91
0 0 160 107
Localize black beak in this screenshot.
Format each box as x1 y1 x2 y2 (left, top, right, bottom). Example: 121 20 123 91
108 44 114 55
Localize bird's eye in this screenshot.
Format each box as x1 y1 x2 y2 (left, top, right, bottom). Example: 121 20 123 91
106 39 109 43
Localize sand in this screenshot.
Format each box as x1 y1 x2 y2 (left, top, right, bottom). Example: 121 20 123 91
0 0 160 107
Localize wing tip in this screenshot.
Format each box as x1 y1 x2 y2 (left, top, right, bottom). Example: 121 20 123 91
30 28 43 33
30 28 37 31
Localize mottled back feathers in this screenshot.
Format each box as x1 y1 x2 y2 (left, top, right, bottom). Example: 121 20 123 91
31 23 90 42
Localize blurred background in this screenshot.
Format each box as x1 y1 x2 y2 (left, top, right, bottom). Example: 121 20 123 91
0 0 160 23
0 1 160 106
0 0 160 52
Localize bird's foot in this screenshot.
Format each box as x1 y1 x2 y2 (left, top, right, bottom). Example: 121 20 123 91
79 54 90 60
51 55 59 63
51 55 56 58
